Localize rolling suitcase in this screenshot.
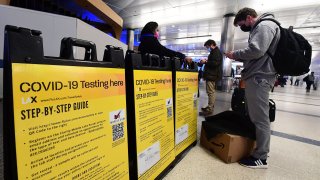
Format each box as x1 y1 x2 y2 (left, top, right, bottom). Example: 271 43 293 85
231 88 246 115
269 99 276 122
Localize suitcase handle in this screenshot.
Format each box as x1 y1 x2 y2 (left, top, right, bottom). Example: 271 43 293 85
60 37 97 61
269 99 275 105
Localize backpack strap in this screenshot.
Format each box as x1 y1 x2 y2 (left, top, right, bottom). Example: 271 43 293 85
252 18 281 30
253 18 281 61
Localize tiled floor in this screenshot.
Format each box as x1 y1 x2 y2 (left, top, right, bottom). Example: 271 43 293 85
163 82 320 180
0 83 319 180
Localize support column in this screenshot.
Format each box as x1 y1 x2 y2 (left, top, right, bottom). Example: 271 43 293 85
217 13 235 92
127 29 134 51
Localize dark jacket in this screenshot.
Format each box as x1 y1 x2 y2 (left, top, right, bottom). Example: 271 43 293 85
138 35 186 59
203 47 222 81
304 74 315 84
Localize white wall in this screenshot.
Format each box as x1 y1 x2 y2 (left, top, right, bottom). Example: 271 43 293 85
0 5 77 99
76 20 127 60
0 5 77 58
0 5 127 99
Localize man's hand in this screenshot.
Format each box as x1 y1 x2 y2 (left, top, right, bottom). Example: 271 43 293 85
225 51 236 60
185 57 193 64
200 59 207 64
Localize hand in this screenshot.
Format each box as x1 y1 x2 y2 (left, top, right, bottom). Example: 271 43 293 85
225 51 235 60
184 57 193 64
200 59 207 64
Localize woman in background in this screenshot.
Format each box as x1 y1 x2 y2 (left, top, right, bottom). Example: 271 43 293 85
138 21 192 63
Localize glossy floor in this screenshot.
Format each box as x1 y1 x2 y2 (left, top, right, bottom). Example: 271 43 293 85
163 82 320 180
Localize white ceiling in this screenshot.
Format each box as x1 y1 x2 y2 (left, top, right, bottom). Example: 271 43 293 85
104 0 320 70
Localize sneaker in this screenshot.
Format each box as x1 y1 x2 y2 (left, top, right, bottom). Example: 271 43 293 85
204 111 214 117
201 106 212 112
239 156 268 169
199 110 214 117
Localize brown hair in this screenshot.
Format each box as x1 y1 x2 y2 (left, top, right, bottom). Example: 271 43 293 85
233 8 258 26
204 39 216 47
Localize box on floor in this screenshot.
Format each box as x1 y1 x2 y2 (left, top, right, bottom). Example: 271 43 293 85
200 126 255 163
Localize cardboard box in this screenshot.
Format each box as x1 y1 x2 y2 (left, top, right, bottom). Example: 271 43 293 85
200 126 255 163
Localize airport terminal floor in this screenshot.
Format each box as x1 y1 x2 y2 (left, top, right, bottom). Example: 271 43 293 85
1 81 320 180
163 81 320 180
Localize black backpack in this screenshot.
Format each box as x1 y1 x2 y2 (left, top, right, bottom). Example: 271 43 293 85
255 18 312 76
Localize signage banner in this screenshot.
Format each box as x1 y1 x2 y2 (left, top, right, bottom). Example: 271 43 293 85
12 63 129 180
133 70 174 180
175 72 198 155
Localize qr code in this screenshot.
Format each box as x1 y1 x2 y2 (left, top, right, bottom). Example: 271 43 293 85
112 122 124 141
193 99 197 108
167 107 172 118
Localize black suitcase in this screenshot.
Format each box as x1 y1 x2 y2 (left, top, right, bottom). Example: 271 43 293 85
231 88 246 115
269 99 276 122
231 88 276 122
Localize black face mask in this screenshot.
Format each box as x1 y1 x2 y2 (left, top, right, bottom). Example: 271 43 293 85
240 24 251 32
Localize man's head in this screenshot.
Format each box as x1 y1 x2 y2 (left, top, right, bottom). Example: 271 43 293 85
204 39 216 51
234 7 258 32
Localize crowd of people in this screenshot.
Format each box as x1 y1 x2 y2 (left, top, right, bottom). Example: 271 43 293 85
272 73 318 92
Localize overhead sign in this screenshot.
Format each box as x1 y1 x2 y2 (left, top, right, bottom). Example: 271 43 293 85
12 63 129 180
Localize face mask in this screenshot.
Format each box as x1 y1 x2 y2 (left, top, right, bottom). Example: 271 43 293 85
240 24 251 32
207 47 211 52
154 32 159 39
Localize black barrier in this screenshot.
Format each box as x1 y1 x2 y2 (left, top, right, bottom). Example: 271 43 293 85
172 59 198 159
60 37 97 61
103 45 125 68
125 51 175 180
3 25 129 180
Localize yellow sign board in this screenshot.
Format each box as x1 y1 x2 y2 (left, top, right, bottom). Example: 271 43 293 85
12 63 129 180
133 70 175 180
175 72 198 155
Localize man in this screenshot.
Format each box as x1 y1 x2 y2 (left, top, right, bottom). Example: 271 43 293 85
200 39 222 115
305 72 315 92
225 7 280 169
294 76 300 86
290 76 293 85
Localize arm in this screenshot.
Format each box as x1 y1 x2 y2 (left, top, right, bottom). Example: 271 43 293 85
155 39 186 59
233 25 276 61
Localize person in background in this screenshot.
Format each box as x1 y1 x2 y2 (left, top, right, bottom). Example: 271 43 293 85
290 76 293 85
304 72 315 92
197 61 204 97
294 76 300 86
231 67 235 78
138 21 192 63
278 75 286 87
200 39 222 116
314 75 318 90
225 7 280 169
